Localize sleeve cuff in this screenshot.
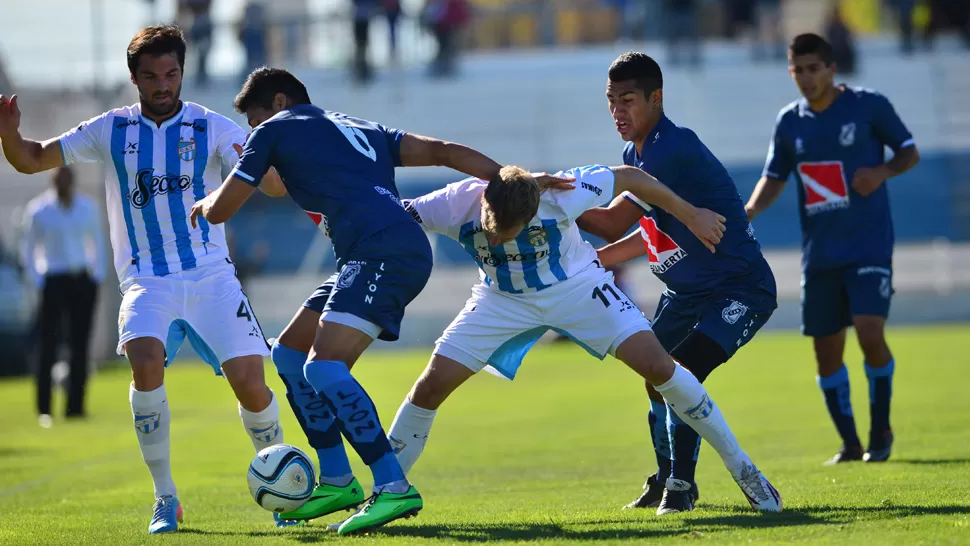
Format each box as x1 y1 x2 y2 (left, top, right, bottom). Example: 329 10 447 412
898 139 915 149
230 167 258 185
622 191 652 213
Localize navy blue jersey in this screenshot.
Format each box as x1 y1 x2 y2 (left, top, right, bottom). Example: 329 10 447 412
231 104 428 267
763 86 914 271
623 115 775 301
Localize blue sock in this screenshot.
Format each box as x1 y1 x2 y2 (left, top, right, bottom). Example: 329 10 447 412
666 404 702 485
864 359 895 438
303 360 405 489
818 365 862 448
271 343 352 484
648 400 672 483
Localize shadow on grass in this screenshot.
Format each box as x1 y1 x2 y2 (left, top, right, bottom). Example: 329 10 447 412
175 503 970 542
891 458 970 466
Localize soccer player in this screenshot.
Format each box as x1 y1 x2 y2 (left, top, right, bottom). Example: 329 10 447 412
744 34 919 465
0 26 289 534
574 52 779 514
188 67 570 535
383 164 782 514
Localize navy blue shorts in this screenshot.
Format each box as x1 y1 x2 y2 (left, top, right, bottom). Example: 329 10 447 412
801 265 893 338
303 225 433 343
651 290 776 359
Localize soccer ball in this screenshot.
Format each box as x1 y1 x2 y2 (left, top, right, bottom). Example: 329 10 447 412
247 444 316 513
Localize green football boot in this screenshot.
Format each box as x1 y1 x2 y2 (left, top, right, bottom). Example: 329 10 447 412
277 478 365 522
336 485 423 535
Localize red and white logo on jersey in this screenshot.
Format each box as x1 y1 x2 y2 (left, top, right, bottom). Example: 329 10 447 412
638 217 688 274
797 161 850 215
305 211 330 237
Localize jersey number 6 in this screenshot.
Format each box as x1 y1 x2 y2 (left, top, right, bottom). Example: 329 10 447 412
328 115 377 162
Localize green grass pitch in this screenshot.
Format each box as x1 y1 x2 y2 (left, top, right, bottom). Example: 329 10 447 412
2 324 969 545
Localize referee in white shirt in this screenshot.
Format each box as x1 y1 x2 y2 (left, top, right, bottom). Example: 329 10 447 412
21 166 105 425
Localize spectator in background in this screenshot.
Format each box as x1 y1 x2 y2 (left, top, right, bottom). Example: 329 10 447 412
889 0 917 54
237 1 268 84
352 0 379 84
924 0 970 50
753 0 785 61
21 166 105 427
384 0 403 62
664 0 701 67
187 0 214 86
825 3 857 76
422 0 471 78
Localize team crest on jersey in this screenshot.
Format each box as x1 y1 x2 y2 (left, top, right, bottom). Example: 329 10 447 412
722 300 749 325
527 226 548 247
178 138 197 162
638 217 687 274
337 263 362 289
839 123 856 147
797 161 850 215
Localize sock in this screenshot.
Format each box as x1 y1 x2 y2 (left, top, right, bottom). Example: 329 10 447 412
388 398 437 475
271 342 353 485
654 364 748 476
130 383 177 499
303 360 406 491
667 406 702 485
648 400 672 483
818 364 862 448
864 359 895 437
239 391 284 452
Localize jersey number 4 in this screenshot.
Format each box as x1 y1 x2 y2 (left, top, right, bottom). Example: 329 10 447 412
328 114 377 162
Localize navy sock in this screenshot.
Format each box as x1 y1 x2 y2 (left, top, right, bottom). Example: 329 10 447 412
303 360 405 488
271 343 352 483
667 404 701 485
865 359 895 439
649 400 672 483
818 364 862 448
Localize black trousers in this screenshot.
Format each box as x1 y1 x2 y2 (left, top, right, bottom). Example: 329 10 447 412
36 272 97 416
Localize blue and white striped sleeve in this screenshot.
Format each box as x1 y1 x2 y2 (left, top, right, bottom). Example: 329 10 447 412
57 112 109 165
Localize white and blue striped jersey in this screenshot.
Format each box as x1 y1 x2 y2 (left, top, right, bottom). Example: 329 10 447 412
406 165 616 294
57 102 247 282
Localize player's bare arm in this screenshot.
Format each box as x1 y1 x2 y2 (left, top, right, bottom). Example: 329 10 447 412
398 132 503 181
744 176 787 221
575 196 643 242
189 176 256 227
596 231 647 268
0 95 65 174
610 165 725 251
851 144 920 197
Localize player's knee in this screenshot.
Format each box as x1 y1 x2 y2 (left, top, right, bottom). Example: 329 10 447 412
409 375 447 411
853 318 888 359
125 337 166 391
223 356 272 408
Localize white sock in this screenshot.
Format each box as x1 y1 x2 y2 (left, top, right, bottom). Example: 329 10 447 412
130 383 177 499
239 391 283 452
387 398 437 475
654 364 750 476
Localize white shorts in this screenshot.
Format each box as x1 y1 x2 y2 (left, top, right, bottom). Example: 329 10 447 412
435 263 652 380
117 259 270 374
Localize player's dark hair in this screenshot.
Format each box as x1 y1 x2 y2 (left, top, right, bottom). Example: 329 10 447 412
127 25 186 75
483 166 540 233
608 52 663 96
789 33 835 65
234 67 312 113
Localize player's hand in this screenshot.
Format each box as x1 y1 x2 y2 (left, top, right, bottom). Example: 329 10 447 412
686 207 726 253
533 172 575 192
851 166 888 197
189 198 208 229
0 94 23 137
232 143 244 157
